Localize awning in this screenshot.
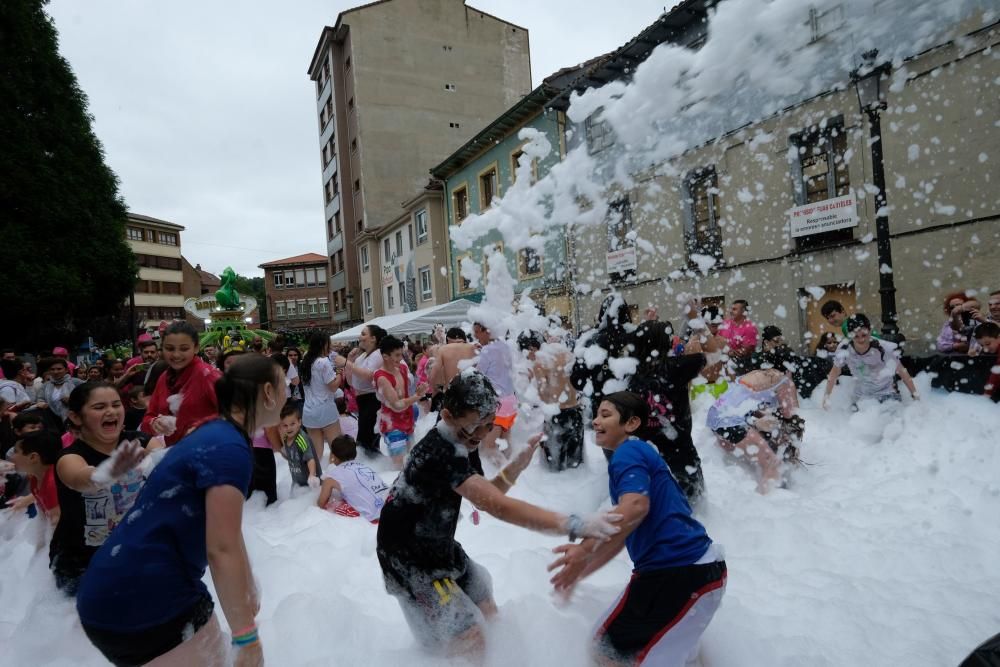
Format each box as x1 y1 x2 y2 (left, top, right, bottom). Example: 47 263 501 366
330 299 477 343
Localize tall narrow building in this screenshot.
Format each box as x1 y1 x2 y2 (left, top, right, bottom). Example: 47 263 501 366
307 0 531 330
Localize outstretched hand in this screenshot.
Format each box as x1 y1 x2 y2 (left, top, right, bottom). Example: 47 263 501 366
92 439 146 486
548 543 590 595
506 433 543 477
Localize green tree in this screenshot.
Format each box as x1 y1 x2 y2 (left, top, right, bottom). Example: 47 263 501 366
0 0 137 351
232 273 268 327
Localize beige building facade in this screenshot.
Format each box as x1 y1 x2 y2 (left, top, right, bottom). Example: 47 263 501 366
569 12 999 354
362 185 450 318
125 213 185 331
307 0 532 330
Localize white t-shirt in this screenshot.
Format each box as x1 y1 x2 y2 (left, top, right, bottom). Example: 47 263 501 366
834 339 900 400
0 379 30 406
351 351 383 394
285 363 299 399
322 460 389 522
302 357 340 429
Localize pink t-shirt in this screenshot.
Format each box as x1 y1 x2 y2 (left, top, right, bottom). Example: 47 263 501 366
718 319 759 355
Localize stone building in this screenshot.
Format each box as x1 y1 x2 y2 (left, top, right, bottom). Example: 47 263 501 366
560 2 999 353
259 253 334 332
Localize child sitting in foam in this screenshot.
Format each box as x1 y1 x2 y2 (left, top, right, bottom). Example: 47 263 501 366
317 434 388 523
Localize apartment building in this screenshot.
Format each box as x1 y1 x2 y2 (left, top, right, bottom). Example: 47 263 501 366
260 253 334 331
558 2 999 353
181 258 222 329
363 183 450 317
125 213 186 331
307 0 532 328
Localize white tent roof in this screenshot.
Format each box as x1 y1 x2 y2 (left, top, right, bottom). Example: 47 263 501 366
330 299 478 343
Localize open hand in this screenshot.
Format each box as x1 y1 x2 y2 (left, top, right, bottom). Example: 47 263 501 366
548 542 589 594
6 494 36 513
565 511 623 542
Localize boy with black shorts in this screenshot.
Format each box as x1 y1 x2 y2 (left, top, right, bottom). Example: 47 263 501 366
549 391 726 666
376 370 621 658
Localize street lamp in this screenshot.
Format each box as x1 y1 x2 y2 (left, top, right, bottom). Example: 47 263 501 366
850 49 902 343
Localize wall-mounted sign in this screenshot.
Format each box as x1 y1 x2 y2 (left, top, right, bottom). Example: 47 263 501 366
183 295 258 320
606 247 637 274
381 253 397 287
788 194 859 238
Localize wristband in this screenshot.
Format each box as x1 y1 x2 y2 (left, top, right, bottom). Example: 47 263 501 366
567 514 584 542
232 626 259 647
498 468 514 486
233 624 256 637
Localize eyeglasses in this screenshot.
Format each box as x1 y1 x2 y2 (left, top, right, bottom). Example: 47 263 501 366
458 420 495 438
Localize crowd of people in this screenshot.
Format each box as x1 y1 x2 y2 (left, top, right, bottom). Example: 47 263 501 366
0 287 997 666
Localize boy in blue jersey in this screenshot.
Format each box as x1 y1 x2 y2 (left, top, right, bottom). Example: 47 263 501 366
549 391 726 666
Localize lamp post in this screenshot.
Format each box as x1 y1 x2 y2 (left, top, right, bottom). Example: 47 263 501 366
850 49 902 343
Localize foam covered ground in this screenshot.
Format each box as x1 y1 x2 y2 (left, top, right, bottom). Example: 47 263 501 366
2 377 998 666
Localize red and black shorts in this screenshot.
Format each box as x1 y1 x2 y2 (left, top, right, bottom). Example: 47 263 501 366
595 560 727 665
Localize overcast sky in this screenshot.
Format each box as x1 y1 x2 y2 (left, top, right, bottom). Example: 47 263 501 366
45 0 665 277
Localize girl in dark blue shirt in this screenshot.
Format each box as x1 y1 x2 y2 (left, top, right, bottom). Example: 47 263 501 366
549 391 727 666
77 355 287 667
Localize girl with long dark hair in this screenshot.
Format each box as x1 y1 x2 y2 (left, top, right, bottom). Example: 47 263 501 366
344 324 387 456
299 332 343 462
76 355 287 667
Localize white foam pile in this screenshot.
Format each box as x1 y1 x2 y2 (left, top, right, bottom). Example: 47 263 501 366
2 378 998 666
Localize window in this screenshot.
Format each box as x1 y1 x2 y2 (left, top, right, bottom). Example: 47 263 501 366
518 247 543 279
364 288 373 313
294 269 305 286
276 301 286 317
510 148 536 184
398 281 406 309
305 268 317 286
419 266 433 300
792 117 853 249
308 299 318 315
407 224 413 250
334 213 341 235
345 56 352 71
383 238 391 262
127 227 144 241
456 256 473 293
273 273 282 289
348 97 354 112
317 267 327 285
353 178 360 194
357 218 364 232
607 197 636 283
284 270 294 287
360 245 370 272
331 253 340 274
326 216 335 238
415 209 428 244
453 185 469 223
807 4 844 42
449 122 461 129
158 232 178 246
444 83 456 91
334 291 341 312
297 299 307 317
351 138 358 153
286 300 297 316
482 242 504 286
684 166 723 264
386 285 395 308
478 164 498 210
585 111 614 154
320 297 329 314
395 230 403 256
339 289 347 313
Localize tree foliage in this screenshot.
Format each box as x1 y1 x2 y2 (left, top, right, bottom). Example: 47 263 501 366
0 0 137 351
232 273 268 326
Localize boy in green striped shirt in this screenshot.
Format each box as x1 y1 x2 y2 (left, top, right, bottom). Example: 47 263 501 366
277 403 320 489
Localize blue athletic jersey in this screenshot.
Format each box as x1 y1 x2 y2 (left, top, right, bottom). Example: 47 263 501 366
77 419 253 631
608 437 711 571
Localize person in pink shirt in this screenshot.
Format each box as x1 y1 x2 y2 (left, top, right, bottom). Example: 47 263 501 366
718 299 759 359
51 347 76 375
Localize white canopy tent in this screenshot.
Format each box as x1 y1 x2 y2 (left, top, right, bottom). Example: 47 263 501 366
330 299 478 343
